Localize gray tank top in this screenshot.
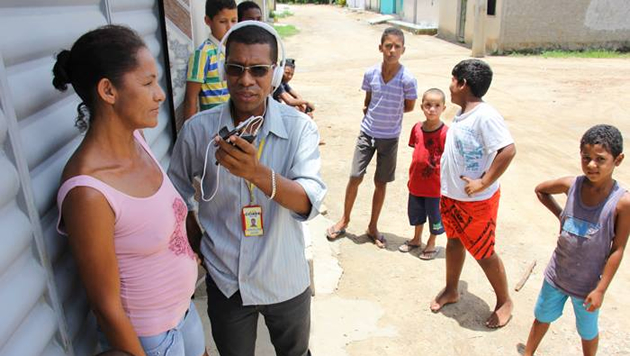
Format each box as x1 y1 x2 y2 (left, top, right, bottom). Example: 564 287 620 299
544 176 626 298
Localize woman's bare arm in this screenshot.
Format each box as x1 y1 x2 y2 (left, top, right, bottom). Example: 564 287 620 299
62 187 146 356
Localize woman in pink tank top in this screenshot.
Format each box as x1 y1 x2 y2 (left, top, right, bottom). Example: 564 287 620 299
53 26 206 356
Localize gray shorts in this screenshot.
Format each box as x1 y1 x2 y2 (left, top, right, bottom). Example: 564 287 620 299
350 131 399 183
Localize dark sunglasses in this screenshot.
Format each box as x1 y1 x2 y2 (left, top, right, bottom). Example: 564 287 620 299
225 63 275 77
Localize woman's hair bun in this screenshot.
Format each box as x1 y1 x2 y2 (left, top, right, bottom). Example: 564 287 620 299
52 50 72 91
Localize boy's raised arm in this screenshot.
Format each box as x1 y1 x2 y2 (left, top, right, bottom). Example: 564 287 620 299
585 193 630 311
288 87 304 100
279 91 311 112
287 88 315 112
534 176 574 220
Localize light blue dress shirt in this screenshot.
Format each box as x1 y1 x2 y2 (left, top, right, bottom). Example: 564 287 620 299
168 98 326 305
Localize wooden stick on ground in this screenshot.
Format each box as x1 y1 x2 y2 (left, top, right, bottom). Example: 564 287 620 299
515 260 537 292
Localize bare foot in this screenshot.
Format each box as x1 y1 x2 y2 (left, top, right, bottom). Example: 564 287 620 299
430 288 459 313
486 299 514 328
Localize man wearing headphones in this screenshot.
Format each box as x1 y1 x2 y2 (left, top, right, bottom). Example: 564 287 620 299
168 22 325 356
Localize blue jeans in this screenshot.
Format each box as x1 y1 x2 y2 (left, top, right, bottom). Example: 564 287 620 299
98 301 206 356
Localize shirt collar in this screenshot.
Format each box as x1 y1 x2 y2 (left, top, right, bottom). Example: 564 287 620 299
208 34 223 50
219 98 289 140
261 98 288 140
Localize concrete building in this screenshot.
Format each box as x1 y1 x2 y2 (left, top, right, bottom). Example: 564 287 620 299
366 0 439 27
439 0 630 53
366 0 381 12
401 0 439 27
348 0 366 10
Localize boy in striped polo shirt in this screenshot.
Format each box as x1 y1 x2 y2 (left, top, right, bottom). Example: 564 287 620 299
183 0 237 120
327 27 417 248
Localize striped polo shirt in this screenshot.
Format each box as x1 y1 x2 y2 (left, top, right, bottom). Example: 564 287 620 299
187 36 229 111
361 64 418 139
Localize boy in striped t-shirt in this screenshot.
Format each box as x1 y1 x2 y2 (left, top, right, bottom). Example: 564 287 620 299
183 0 237 120
327 27 417 248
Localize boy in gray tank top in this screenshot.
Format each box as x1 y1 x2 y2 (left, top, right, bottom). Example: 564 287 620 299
523 125 630 356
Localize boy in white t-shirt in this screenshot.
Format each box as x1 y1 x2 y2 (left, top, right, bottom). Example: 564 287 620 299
430 59 517 329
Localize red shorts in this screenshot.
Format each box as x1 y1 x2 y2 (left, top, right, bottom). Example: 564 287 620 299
440 190 501 260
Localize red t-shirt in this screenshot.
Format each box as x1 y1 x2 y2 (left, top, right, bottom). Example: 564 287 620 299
408 122 448 197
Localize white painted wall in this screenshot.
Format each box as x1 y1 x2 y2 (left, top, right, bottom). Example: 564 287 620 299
366 0 381 12
192 0 209 47
348 0 366 10
403 0 440 26
499 0 630 51
584 0 630 31
439 0 630 52
438 0 462 41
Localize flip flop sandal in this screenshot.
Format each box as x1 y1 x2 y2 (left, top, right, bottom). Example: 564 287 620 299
398 241 422 253
367 233 387 248
486 314 513 329
419 249 438 260
326 226 346 241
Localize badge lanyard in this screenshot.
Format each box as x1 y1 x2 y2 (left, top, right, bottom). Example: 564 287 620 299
247 137 267 204
242 137 266 237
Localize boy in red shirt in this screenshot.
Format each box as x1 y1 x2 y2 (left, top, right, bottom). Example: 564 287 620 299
399 88 448 260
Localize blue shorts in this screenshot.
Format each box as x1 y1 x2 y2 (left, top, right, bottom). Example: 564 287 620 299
98 301 206 356
407 194 445 235
534 279 599 340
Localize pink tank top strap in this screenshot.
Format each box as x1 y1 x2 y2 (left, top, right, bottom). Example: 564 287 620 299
133 130 163 171
57 131 160 235
56 175 121 235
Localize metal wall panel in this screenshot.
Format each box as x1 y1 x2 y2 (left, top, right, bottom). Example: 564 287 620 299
0 62 70 356
110 0 175 165
0 4 108 353
0 0 176 355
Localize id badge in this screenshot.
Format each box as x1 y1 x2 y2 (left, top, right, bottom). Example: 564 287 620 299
242 205 264 237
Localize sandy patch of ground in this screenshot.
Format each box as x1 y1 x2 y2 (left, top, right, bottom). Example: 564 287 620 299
279 4 630 356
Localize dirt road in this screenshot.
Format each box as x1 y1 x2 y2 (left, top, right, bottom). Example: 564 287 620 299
278 5 630 355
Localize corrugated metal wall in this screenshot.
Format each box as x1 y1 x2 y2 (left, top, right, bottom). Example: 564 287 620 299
0 1 175 355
